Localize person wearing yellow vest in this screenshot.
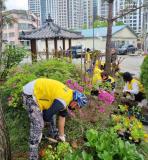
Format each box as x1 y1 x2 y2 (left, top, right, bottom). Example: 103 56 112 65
101 71 115 90
122 72 145 102
85 48 91 70
92 68 103 85
22 78 88 160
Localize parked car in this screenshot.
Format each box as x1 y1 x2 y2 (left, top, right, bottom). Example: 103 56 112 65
71 45 85 58
118 45 137 55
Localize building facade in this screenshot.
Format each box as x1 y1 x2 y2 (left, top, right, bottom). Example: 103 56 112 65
98 0 144 34
3 10 38 46
28 0 41 26
82 0 93 28
93 0 98 20
28 0 94 29
98 0 109 18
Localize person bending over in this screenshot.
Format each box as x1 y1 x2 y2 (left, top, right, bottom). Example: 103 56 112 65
22 78 88 160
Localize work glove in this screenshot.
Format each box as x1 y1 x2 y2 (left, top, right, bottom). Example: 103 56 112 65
57 135 66 142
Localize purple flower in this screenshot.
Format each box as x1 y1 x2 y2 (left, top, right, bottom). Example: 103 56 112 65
66 79 72 85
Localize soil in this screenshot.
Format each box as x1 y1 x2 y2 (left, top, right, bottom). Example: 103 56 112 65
12 152 28 160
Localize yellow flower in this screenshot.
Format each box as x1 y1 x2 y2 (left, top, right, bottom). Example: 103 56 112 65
144 134 148 142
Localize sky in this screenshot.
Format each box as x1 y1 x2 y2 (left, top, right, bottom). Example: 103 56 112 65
5 0 28 10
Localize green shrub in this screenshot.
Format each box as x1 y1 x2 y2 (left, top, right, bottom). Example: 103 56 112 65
0 45 28 79
141 56 148 99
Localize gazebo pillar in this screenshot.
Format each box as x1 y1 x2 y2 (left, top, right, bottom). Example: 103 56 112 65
68 39 71 49
45 38 49 59
62 38 65 50
54 38 58 57
30 39 37 62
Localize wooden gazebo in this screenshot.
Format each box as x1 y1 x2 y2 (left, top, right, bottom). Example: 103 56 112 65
20 15 82 62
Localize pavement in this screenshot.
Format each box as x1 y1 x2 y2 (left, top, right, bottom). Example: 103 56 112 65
118 55 144 77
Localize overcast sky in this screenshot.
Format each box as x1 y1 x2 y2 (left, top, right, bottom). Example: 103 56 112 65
6 0 28 10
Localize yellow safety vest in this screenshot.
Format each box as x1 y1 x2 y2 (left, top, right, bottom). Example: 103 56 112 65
34 78 73 111
85 52 91 62
92 68 102 84
108 76 115 83
127 79 144 93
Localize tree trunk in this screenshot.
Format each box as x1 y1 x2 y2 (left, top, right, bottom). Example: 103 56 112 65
0 99 11 160
105 0 114 74
0 0 3 60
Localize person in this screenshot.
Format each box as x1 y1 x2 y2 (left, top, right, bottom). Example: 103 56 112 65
122 72 145 102
22 78 88 160
85 48 91 70
101 71 115 90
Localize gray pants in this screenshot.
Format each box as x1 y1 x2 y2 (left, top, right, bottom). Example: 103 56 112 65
22 93 44 160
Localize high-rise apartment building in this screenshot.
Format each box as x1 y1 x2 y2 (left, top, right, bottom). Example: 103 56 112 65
93 0 98 20
98 0 144 34
98 0 109 18
28 0 41 26
28 0 94 29
68 0 83 29
40 0 57 25
83 0 93 28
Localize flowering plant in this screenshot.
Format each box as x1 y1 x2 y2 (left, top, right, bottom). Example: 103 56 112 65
98 90 115 105
112 114 147 142
66 79 84 92
66 79 92 96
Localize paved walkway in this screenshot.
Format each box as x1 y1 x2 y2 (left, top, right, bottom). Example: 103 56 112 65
119 55 144 77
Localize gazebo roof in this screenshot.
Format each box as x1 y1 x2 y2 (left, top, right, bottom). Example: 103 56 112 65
20 15 83 40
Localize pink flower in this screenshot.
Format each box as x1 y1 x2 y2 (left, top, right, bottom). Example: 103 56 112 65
68 84 75 90
98 107 105 113
73 82 79 88
98 90 115 105
78 86 84 92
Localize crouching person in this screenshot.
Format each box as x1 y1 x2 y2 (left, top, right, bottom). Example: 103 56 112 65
101 71 116 91
22 78 88 160
122 72 145 102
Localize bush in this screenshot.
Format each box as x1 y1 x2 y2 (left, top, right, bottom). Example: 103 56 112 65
141 56 148 99
0 45 28 79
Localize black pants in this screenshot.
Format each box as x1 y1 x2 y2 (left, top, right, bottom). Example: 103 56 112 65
134 92 145 102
